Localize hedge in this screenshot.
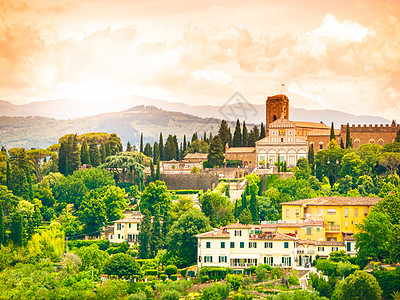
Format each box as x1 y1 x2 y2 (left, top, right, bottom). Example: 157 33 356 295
169 190 202 195
68 239 110 251
144 269 159 276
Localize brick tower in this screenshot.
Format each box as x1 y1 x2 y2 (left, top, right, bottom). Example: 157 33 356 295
266 94 289 127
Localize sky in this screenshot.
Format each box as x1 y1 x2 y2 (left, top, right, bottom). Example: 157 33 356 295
1 0 400 119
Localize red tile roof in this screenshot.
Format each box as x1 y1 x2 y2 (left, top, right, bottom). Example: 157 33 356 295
281 196 380 206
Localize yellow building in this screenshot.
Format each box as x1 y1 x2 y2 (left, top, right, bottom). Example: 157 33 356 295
109 212 142 247
280 197 380 241
260 219 326 241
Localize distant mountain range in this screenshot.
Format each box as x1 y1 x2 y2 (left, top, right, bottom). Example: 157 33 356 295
0 95 391 149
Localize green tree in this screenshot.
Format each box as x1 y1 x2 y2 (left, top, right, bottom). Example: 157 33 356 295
249 189 258 223
164 135 177 161
207 135 225 167
144 143 152 158
295 158 311 180
378 152 400 175
140 180 171 216
140 133 144 153
200 192 234 227
0 204 4 246
315 140 346 186
89 140 101 167
156 160 161 181
242 121 248 147
159 133 164 161
308 144 315 175
126 141 132 152
332 270 382 300
138 209 151 259
103 253 140 278
340 138 345 149
78 190 107 235
80 140 90 165
233 120 242 147
239 208 252 224
259 122 266 139
150 206 162 257
346 123 353 149
153 141 160 162
10 212 23 246
330 122 335 141
167 209 212 267
76 243 109 274
248 125 260 147
169 196 195 224
339 152 362 179
218 120 232 147
103 186 127 222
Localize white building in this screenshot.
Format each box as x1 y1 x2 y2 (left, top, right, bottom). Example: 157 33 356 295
196 223 298 272
109 211 142 247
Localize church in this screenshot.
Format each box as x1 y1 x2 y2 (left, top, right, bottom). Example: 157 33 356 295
225 94 399 168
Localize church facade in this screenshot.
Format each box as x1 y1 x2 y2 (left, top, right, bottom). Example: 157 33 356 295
225 94 399 168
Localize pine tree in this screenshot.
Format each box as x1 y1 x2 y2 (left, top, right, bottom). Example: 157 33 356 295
346 123 353 148
156 160 161 180
249 189 258 223
259 122 266 139
0 204 5 246
81 140 90 164
89 141 101 167
218 120 232 147
233 120 242 147
330 122 335 141
340 138 345 149
126 141 132 152
140 133 144 153
242 121 248 147
183 135 187 153
138 210 151 259
159 133 164 161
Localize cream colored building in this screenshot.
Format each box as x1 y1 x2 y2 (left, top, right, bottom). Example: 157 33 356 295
109 212 142 247
196 223 298 272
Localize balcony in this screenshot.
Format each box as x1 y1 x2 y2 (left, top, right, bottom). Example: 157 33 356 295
230 263 257 268
326 225 341 232
297 250 314 254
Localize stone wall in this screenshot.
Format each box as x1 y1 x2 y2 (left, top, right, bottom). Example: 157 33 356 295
160 173 219 192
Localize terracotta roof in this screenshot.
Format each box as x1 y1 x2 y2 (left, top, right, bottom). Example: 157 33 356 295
272 232 298 240
114 217 142 223
269 117 295 128
183 153 208 160
280 196 380 206
298 240 345 246
223 223 252 229
293 121 330 129
226 147 256 153
344 235 355 241
196 228 230 238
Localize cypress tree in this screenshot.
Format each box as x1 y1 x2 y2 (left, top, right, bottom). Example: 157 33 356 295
218 120 232 147
242 121 248 147
99 143 107 163
203 132 207 142
81 140 90 164
156 160 161 180
150 160 155 183
68 134 81 174
126 141 132 152
259 122 266 139
144 143 152 158
27 170 33 201
207 135 224 167
283 161 287 172
346 123 353 148
340 138 345 149
225 184 230 198
173 135 179 160
241 191 247 211
140 133 144 153
183 135 187 152
249 189 258 223
234 198 239 219
159 133 164 161
11 213 23 247
277 155 281 172
330 122 335 141
161 211 169 238
308 144 315 175
150 206 162 257
179 143 183 161
89 141 101 167
58 141 68 176
0 204 4 246
191 132 198 143
233 119 242 147
138 210 151 259
153 142 160 163
6 161 10 190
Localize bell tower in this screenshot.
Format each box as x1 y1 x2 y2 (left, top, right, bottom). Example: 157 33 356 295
266 94 289 127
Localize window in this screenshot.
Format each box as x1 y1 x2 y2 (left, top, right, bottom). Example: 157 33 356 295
264 256 274 265
279 129 286 135
117 224 121 230
137 224 140 230
282 257 291 266
221 242 225 248
286 209 289 218
355 221 358 225
345 221 348 227
307 227 312 235
355 208 358 218
318 247 325 251
364 208 368 217
317 228 320 232
345 208 348 218
204 256 213 263
327 209 336 215
234 230 242 236
319 144 323 150
264 242 273 248
347 242 351 252
230 242 235 248
206 242 211 248
281 138 284 143
219 256 227 263
129 223 131 228
249 242 257 248
240 242 244 248
118 234 120 239
296 209 299 218
284 242 289 249
331 247 339 251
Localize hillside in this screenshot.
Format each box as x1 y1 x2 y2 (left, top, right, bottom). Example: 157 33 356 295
0 106 221 149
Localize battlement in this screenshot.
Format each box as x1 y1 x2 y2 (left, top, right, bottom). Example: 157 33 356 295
340 123 399 132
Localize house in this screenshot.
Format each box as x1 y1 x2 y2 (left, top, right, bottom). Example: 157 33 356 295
280 196 380 241
109 211 142 247
196 223 298 272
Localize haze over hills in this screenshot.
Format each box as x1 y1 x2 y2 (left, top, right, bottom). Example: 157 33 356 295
0 94 390 126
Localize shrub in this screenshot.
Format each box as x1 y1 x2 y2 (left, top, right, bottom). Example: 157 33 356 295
164 265 178 277
287 275 300 286
144 269 159 276
170 274 177 281
373 268 400 299
201 275 210 283
233 292 253 300
226 274 243 291
160 274 167 281
249 266 256 275
180 268 187 278
127 292 147 300
202 283 230 300
160 290 181 300
271 267 282 279
256 266 267 282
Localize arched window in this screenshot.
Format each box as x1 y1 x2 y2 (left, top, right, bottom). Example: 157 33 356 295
369 138 375 144
353 139 360 148
273 115 277 121
378 138 384 146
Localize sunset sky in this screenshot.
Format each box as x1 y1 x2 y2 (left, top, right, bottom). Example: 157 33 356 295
1 0 400 119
